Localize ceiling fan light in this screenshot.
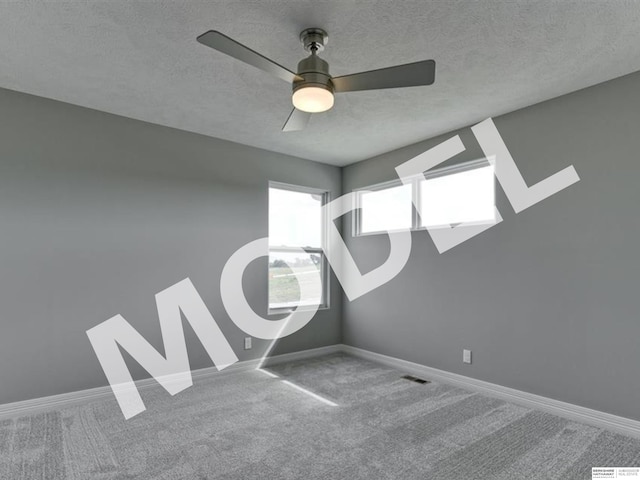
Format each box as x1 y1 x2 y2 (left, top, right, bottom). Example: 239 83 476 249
292 86 334 113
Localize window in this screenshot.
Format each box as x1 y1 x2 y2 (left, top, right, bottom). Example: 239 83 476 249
357 182 413 235
418 162 495 228
354 159 495 235
268 183 328 312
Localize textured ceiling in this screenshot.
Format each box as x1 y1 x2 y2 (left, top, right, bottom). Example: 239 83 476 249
1 1 640 166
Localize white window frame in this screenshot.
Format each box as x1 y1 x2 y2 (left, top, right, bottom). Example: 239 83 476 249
353 179 417 237
268 181 330 314
353 158 494 236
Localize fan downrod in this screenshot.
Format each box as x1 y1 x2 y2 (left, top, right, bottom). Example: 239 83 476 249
300 28 328 53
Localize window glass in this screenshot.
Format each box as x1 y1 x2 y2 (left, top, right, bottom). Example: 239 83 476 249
419 164 495 228
268 251 323 310
359 183 413 234
268 188 322 248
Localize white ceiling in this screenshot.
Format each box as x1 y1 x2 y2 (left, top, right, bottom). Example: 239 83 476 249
1 1 640 166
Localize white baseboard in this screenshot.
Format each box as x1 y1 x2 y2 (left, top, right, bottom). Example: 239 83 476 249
3 342 638 440
0 344 341 421
260 344 342 367
340 344 640 439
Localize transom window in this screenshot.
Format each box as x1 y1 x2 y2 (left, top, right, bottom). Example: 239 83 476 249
354 159 495 236
358 182 413 235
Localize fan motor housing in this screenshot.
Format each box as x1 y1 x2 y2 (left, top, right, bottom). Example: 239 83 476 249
293 54 334 95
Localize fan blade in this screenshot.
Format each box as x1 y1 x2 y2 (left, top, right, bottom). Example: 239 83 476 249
282 108 311 132
332 60 435 93
197 30 300 84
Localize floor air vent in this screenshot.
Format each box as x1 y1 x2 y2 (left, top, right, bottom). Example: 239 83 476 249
402 374 430 385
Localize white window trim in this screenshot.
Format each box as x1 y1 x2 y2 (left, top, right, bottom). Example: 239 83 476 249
352 178 416 237
353 158 494 237
268 181 330 314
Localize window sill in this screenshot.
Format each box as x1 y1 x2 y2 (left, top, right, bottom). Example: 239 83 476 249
268 305 330 316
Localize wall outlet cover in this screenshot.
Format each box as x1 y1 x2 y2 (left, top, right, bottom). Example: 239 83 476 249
244 337 252 350
463 349 472 364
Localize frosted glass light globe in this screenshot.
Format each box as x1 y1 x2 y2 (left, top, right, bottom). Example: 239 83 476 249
292 86 334 113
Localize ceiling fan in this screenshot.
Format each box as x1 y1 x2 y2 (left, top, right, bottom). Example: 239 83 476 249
196 28 435 132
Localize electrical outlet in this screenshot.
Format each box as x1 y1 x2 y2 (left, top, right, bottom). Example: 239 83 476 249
463 349 472 364
244 337 252 350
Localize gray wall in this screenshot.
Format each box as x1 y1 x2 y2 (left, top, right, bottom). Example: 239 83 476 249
342 70 640 421
0 87 342 405
3 68 640 422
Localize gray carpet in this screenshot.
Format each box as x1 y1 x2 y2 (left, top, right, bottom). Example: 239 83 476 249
1 353 639 479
